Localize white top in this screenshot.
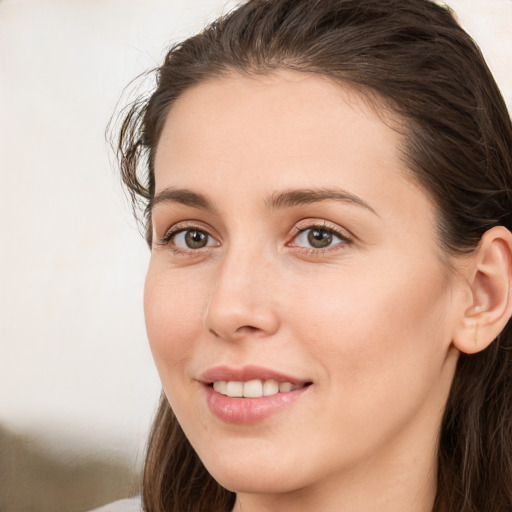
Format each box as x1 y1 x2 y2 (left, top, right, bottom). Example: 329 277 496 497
88 496 142 512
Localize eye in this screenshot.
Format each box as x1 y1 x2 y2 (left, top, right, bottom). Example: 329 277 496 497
169 228 218 250
290 225 351 250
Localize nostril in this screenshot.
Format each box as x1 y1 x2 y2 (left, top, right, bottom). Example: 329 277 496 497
204 295 280 340
235 325 261 334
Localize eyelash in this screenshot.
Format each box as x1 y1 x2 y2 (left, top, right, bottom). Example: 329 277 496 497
288 221 353 255
157 221 353 255
157 223 218 255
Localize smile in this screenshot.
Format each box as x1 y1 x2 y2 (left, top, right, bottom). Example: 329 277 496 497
213 379 305 398
200 366 312 424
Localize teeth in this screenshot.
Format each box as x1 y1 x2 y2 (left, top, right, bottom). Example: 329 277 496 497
243 379 263 397
213 379 303 398
279 382 292 392
226 381 243 397
213 381 227 394
263 379 279 396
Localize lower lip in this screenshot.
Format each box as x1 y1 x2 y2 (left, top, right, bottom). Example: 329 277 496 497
204 385 310 424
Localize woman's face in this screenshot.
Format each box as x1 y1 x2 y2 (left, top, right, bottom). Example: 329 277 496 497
145 71 462 501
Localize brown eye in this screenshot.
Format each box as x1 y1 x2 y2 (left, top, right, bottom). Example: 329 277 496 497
307 228 333 248
168 228 217 250
291 225 350 251
184 230 209 249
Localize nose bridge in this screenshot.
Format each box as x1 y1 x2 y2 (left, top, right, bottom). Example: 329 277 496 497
204 240 279 340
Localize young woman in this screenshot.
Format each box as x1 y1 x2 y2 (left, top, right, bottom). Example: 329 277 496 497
103 0 512 510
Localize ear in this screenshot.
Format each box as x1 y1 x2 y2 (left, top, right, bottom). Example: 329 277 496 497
452 226 512 355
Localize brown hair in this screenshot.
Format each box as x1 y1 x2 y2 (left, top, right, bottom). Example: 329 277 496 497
116 1 512 510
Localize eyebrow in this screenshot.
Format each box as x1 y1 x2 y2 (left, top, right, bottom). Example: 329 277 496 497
266 188 379 216
151 186 378 216
152 188 216 212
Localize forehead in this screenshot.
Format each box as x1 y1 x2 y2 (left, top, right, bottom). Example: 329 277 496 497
156 70 401 163
153 70 427 217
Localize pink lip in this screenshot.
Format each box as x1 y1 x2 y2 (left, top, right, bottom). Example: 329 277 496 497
199 364 308 385
199 365 312 425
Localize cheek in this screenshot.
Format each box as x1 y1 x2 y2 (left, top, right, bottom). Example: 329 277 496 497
144 265 206 384
289 257 453 417
272 261 454 475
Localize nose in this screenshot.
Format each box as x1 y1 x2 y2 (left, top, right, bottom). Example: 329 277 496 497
204 246 280 342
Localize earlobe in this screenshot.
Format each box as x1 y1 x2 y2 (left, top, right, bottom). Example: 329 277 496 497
452 226 512 355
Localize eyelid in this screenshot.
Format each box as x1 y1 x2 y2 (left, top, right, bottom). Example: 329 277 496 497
156 221 220 248
292 219 353 239
287 219 353 251
155 218 352 254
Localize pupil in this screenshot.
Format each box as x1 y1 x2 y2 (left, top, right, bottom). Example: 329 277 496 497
308 229 332 248
185 230 207 248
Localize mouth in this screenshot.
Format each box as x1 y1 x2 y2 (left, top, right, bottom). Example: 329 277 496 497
200 365 313 424
211 379 309 398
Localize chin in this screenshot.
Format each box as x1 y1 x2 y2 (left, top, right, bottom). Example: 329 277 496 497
212 469 301 495
200 451 306 494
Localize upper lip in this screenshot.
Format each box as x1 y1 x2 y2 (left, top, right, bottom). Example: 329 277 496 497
199 365 310 385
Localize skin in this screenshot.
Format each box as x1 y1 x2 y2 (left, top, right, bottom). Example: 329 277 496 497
145 71 468 512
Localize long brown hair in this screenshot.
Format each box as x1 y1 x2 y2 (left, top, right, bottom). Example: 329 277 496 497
116 1 512 510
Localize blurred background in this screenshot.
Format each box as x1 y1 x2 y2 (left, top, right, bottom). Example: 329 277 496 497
0 0 510 511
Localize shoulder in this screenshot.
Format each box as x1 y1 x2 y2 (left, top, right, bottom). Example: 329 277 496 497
88 496 142 512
